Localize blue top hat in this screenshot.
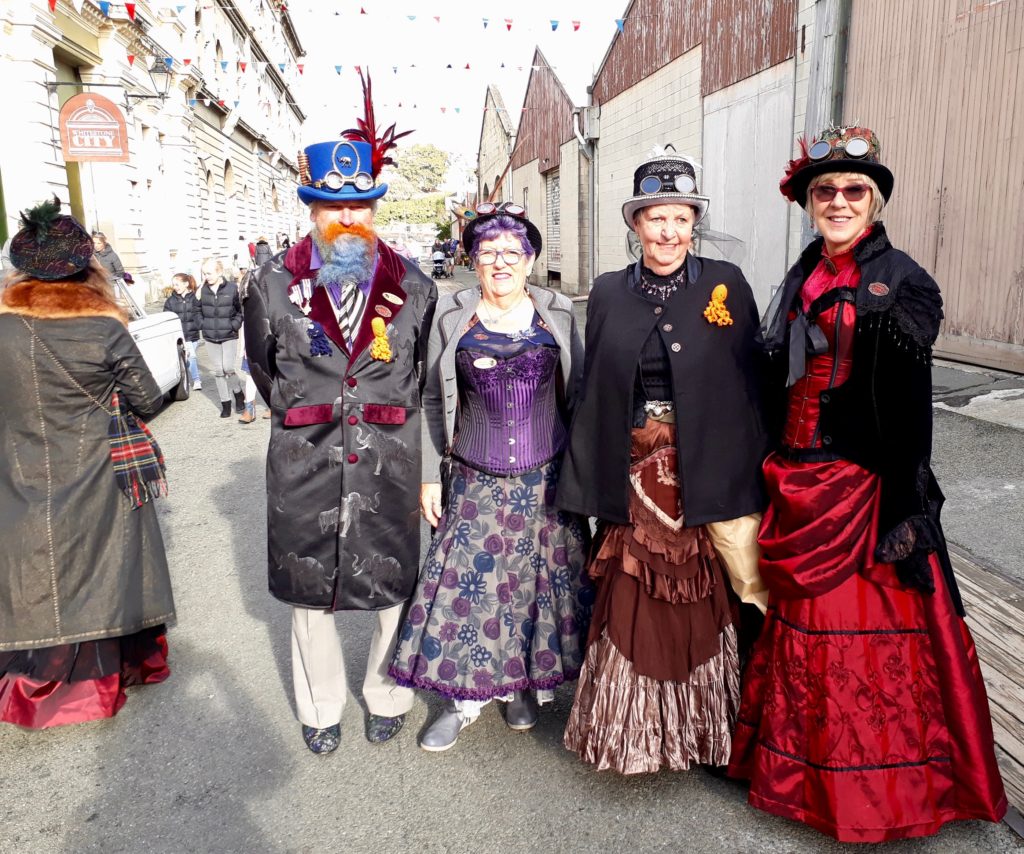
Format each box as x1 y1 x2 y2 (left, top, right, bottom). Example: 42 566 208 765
297 139 388 206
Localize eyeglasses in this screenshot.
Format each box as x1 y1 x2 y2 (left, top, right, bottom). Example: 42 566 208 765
811 183 872 203
475 248 524 266
638 173 697 195
473 202 526 217
808 135 871 161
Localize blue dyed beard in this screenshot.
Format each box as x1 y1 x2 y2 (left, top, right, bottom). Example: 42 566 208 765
313 229 376 286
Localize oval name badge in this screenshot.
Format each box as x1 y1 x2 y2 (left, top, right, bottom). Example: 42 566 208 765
867 282 890 297
382 292 404 305
473 357 498 370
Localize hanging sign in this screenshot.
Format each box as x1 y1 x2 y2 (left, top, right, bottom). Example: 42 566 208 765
59 93 130 162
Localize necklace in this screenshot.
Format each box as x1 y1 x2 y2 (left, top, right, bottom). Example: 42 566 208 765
478 288 528 325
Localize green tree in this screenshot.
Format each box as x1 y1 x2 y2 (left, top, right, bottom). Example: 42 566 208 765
435 221 452 241
394 144 450 195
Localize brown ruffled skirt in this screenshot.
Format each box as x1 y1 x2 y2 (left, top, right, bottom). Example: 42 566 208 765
564 419 739 773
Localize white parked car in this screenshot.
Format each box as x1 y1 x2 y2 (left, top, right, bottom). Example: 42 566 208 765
112 278 190 402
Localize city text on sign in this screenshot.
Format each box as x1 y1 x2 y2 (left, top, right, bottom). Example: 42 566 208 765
58 93 130 163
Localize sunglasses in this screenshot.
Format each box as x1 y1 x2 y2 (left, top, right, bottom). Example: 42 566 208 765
808 135 871 161
475 248 524 266
811 183 872 203
638 173 697 195
473 202 527 217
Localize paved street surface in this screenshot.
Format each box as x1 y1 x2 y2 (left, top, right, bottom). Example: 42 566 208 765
2 267 1021 853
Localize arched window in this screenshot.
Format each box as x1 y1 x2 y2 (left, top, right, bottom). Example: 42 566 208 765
224 159 235 196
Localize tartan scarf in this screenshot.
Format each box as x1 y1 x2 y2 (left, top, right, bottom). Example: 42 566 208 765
108 391 167 509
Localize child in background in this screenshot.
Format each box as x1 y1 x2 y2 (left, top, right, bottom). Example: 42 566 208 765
164 273 203 390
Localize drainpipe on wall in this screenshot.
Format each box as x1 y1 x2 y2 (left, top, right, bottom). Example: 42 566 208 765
573 107 596 294
831 0 852 124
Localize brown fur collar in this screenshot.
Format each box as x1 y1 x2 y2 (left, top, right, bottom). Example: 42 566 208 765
0 280 127 323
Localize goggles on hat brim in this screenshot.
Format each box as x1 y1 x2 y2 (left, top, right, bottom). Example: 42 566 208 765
808 135 871 162
471 202 527 218
638 174 697 195
312 171 375 192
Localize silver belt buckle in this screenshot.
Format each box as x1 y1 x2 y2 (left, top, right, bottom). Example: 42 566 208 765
643 400 673 417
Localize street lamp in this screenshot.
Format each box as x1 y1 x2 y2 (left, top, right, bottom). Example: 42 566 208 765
126 59 174 105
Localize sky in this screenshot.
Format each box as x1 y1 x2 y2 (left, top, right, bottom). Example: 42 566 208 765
287 0 630 186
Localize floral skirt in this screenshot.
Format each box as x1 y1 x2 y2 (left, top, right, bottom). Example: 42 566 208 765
0 626 170 729
564 419 739 774
389 459 593 701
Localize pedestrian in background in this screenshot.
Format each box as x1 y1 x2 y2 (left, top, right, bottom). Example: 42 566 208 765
254 236 274 268
199 257 244 418
164 272 202 390
243 82 436 756
728 125 1006 842
92 231 126 281
558 147 769 774
0 198 175 729
389 203 592 752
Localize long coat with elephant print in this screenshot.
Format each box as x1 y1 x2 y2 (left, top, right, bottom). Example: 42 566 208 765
244 237 437 610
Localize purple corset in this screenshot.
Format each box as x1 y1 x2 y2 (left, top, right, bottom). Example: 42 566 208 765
451 344 566 476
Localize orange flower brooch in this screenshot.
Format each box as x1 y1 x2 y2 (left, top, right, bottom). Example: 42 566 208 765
369 316 393 362
703 284 733 327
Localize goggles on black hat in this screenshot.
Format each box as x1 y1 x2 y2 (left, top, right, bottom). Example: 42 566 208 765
808 135 871 161
638 173 697 195
473 201 527 217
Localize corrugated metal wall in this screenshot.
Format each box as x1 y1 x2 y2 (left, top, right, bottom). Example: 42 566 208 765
845 0 1024 371
591 0 794 105
509 49 576 173
546 170 561 273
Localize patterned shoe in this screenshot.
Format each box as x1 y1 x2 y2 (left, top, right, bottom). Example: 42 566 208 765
366 713 405 744
302 724 340 755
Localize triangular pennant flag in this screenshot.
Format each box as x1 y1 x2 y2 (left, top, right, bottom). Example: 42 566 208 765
407 15 415 21
392 66 397 74
203 98 211 106
615 18 624 33
454 107 460 113
220 60 228 71
464 63 470 70
125 3 136 20
297 64 304 74
500 62 505 68
398 102 402 107
504 18 512 31
335 65 342 75
573 20 581 31
218 99 226 107
360 7 366 13
47 0 56 12
99 1 110 16
238 61 247 72
233 100 240 108
551 20 558 31
433 16 440 23
446 63 452 69
355 65 361 73
177 4 185 12
189 98 197 106
482 18 488 28
164 57 174 70
183 58 192 66
440 107 446 113
71 0 85 12
278 62 286 72
127 54 136 67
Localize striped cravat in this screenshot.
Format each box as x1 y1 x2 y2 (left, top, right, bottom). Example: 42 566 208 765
337 282 367 346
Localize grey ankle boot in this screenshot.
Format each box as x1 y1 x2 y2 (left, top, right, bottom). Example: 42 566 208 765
504 690 538 731
419 702 471 752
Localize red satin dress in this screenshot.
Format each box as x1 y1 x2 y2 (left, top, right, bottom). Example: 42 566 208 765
728 246 1007 842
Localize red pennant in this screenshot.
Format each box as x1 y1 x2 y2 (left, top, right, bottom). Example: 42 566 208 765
183 58 192 66
218 99 226 107
48 0 57 11
504 18 512 30
238 61 247 72
355 65 361 73
125 2 136 20
360 6 366 13
572 20 581 31
465 63 470 70
441 107 446 113
297 63 304 74
127 54 136 67
433 15 440 23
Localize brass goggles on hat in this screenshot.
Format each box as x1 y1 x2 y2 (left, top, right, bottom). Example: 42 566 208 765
638 173 697 195
473 202 526 217
808 135 871 161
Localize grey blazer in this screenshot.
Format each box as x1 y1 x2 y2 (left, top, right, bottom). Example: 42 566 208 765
421 285 584 482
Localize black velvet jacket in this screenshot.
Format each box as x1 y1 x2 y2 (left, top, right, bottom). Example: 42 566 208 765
557 253 769 527
763 224 962 612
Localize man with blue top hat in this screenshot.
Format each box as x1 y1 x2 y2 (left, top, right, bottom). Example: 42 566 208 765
243 72 437 755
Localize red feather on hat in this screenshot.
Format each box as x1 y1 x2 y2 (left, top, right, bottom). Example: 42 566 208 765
342 68 413 178
779 135 811 202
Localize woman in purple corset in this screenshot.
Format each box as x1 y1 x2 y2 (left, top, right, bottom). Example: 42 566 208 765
389 202 592 751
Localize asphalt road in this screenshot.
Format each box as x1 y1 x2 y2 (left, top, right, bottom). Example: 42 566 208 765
2 270 1020 853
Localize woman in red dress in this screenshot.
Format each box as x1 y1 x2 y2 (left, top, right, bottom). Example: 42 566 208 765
728 126 1007 841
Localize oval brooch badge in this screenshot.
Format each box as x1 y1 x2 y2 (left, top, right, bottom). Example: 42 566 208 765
867 282 890 296
374 305 393 319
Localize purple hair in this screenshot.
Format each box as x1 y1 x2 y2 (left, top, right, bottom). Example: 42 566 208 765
469 215 535 258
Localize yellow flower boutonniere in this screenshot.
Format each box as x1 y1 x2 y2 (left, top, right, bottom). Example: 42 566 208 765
369 316 393 362
704 283 733 327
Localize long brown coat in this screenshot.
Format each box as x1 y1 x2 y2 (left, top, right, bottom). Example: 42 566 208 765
0 280 175 651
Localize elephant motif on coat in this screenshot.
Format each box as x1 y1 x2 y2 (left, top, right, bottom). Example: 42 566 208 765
351 553 404 599
318 492 381 537
355 425 412 476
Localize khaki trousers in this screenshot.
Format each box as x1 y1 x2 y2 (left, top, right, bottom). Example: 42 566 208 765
706 513 769 614
290 603 414 729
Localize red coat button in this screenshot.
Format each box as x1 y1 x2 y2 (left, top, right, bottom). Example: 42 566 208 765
348 415 358 425
346 377 357 387
347 453 358 464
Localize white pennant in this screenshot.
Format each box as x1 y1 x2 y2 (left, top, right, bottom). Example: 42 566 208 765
70 0 85 11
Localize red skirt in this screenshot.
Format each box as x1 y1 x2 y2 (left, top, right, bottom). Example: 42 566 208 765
729 454 1007 842
0 627 169 730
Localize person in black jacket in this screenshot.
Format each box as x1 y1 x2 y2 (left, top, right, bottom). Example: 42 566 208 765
253 236 273 268
199 258 244 417
164 273 202 389
726 125 1006 841
559 147 769 775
